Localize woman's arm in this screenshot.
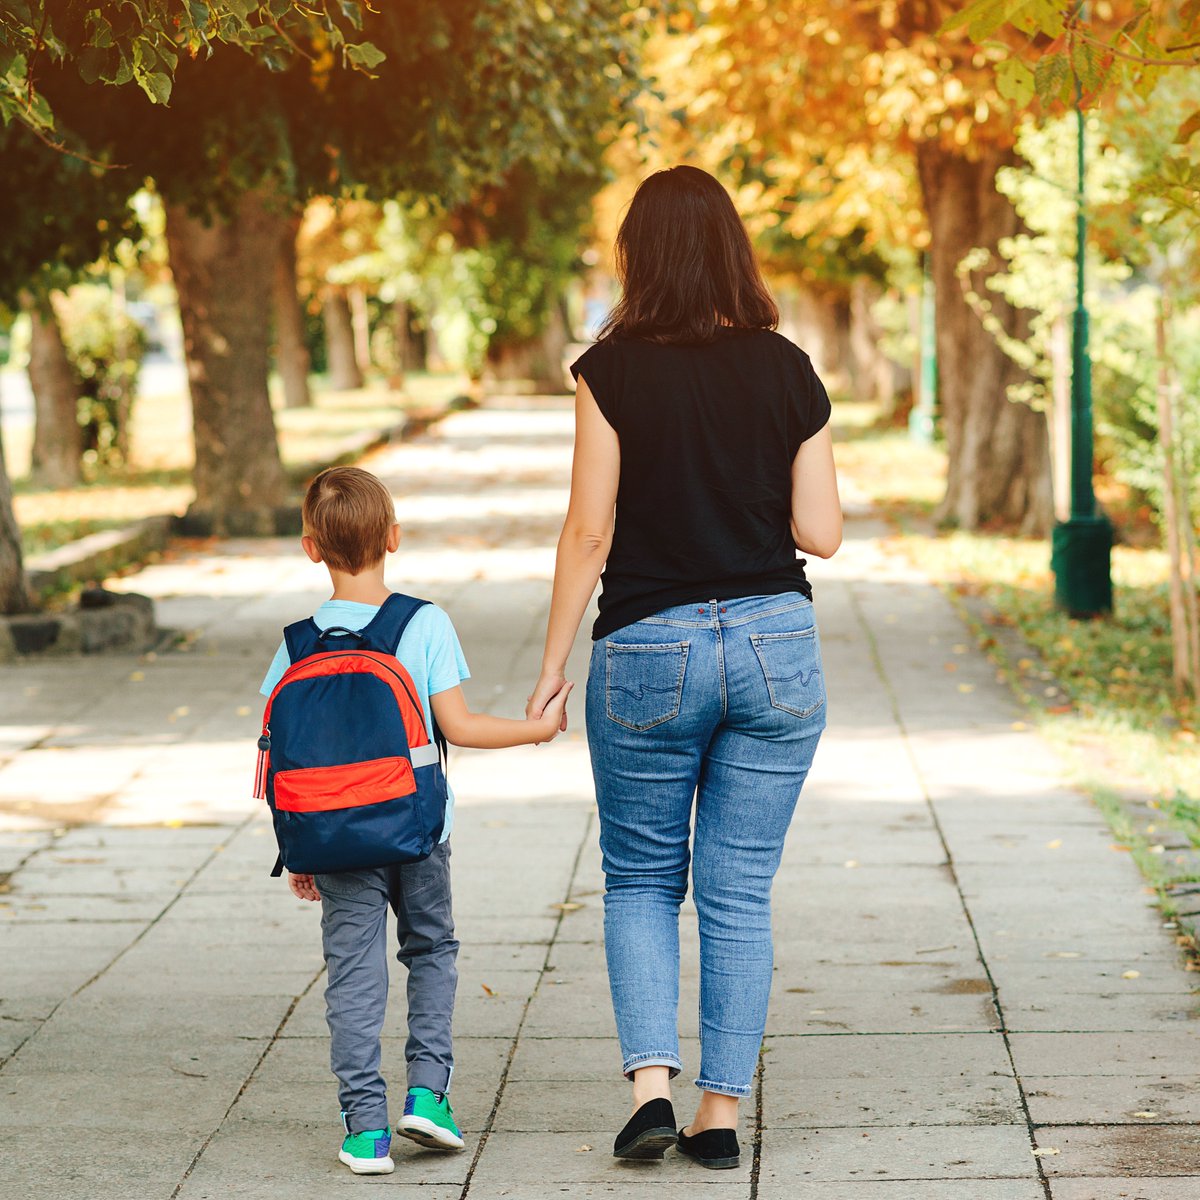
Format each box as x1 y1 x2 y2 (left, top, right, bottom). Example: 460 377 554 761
431 683 572 749
790 423 843 558
527 374 620 720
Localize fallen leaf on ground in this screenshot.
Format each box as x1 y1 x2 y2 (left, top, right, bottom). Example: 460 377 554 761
481 983 497 997
551 901 584 912
1045 839 1062 850
1122 970 1141 980
957 683 974 693
576 1145 592 1153
1131 1111 1159 1119
1031 1147 1060 1157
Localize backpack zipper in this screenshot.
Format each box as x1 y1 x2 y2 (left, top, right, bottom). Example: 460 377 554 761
255 652 434 802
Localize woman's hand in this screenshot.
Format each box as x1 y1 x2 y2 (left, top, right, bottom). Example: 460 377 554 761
527 669 569 728
532 681 574 741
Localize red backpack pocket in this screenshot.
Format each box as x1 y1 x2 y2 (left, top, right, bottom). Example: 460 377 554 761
273 756 417 813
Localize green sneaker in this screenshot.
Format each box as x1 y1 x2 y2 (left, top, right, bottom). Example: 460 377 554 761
337 1112 394 1174
397 1087 465 1150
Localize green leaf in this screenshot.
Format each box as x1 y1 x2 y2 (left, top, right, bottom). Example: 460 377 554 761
1033 52 1070 103
77 46 108 85
139 70 173 105
996 57 1036 107
344 40 386 70
1010 0 1064 36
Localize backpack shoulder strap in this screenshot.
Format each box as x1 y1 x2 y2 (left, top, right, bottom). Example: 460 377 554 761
358 592 430 655
283 617 324 663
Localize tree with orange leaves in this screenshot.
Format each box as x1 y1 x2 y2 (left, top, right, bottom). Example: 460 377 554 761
670 0 1055 533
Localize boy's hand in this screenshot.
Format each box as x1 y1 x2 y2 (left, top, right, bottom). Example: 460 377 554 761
534 681 573 743
288 872 320 901
527 670 568 729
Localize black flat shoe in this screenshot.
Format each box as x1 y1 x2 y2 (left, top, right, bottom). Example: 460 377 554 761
676 1125 740 1169
613 1098 678 1160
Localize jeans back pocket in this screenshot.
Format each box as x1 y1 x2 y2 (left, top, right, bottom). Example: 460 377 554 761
605 642 690 731
750 628 825 718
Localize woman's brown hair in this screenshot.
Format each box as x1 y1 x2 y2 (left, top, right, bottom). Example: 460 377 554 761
598 165 779 345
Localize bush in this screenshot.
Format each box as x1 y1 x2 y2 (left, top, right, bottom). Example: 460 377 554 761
57 285 146 469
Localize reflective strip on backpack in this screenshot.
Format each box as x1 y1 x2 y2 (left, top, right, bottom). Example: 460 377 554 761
409 743 441 769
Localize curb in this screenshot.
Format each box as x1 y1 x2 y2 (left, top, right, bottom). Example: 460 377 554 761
26 515 173 599
0 589 157 663
24 412 428 596
11 402 457 660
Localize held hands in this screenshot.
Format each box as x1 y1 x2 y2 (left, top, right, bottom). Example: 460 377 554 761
527 670 568 727
531 679 573 743
288 872 320 901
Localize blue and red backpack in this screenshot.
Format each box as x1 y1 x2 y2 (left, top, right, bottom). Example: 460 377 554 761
254 593 448 877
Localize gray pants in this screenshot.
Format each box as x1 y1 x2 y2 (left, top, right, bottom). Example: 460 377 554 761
315 840 458 1134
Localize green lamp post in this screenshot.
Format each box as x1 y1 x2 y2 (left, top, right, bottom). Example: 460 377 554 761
1050 99 1113 617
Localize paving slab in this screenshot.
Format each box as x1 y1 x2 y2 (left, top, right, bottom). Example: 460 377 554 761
468 1187 748 1200
758 1123 1038 1183
468 1131 752 1185
1048 1180 1200 1199
1034 1124 1200 1177
1009 1032 1200 1078
757 1184 1045 1200
1025 1074 1200 1125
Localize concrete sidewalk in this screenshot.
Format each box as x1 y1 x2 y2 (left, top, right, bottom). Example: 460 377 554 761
1 399 1197 1200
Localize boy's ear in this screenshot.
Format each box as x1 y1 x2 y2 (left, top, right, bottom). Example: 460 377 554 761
301 535 323 564
386 523 402 553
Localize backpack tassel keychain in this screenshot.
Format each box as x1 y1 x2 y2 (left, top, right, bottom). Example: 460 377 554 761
253 728 270 801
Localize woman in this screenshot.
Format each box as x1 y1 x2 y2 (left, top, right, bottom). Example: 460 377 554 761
527 165 842 1170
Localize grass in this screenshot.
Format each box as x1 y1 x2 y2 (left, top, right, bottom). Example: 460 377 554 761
9 371 467 556
832 399 1200 901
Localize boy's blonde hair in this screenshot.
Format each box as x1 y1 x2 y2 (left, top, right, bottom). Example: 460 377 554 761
302 467 396 574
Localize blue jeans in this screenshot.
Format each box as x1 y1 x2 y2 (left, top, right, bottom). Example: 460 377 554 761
586 594 825 1098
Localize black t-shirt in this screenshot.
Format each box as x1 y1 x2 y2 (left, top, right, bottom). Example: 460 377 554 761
571 327 832 640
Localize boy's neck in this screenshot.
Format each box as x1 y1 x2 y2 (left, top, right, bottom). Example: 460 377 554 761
326 562 392 606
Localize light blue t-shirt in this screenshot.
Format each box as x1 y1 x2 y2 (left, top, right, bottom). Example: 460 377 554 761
259 599 470 842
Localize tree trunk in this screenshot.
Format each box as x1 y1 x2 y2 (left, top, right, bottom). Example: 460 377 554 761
324 290 364 391
273 215 313 409
780 285 852 395
0 390 32 615
392 300 428 379
917 142 1053 536
24 292 82 489
349 286 373 378
848 278 900 412
164 189 289 525
484 302 570 393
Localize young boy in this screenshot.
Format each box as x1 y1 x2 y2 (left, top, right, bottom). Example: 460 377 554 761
260 466 571 1176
